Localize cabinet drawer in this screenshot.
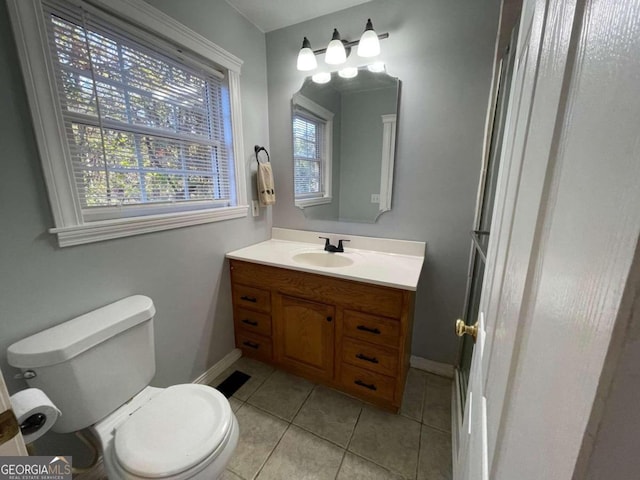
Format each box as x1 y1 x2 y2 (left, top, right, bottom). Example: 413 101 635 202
340 363 395 402
235 308 272 337
343 310 400 348
233 284 271 313
236 330 272 361
342 338 398 377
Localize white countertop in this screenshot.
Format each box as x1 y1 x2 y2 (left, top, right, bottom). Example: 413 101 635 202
226 229 426 291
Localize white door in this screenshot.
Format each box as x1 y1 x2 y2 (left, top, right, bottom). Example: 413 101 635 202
456 0 640 478
0 368 28 456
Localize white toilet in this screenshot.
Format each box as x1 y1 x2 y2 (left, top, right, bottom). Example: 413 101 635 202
7 295 238 479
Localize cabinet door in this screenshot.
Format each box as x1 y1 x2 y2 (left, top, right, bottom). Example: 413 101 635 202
275 294 335 380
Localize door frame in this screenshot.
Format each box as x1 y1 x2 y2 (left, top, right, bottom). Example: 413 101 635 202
453 16 517 470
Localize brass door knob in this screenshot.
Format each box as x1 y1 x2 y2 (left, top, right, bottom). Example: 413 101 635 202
455 319 478 341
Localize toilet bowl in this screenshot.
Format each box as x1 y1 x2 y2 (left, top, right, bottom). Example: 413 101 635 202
7 296 238 480
94 385 238 480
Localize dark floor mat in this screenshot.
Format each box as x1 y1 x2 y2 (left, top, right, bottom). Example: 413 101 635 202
215 370 251 398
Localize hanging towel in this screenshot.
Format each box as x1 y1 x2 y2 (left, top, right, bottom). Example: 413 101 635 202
257 162 276 206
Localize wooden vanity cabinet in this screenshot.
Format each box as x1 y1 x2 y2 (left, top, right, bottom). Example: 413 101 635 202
229 259 415 412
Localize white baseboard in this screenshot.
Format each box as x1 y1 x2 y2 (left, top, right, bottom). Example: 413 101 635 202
192 348 242 386
410 355 455 378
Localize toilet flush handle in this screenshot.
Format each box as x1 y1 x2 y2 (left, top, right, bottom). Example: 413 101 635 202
14 370 37 380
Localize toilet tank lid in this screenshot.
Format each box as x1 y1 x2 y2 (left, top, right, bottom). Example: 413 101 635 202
8 296 155 369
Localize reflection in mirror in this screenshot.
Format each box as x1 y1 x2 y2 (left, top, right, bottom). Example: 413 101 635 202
292 67 399 223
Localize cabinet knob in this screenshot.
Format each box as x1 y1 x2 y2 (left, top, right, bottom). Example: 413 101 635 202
326 316 333 322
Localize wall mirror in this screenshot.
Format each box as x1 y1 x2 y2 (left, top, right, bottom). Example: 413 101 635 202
291 67 400 223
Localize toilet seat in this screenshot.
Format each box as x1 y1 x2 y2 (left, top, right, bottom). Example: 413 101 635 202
113 384 232 478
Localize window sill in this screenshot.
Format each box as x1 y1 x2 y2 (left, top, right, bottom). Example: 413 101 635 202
295 196 333 209
50 205 249 247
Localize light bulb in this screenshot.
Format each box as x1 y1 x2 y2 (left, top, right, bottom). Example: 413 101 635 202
296 37 317 71
338 67 358 79
357 19 380 58
325 29 347 65
312 72 331 84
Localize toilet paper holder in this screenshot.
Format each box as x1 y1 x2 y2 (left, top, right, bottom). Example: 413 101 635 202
20 412 47 436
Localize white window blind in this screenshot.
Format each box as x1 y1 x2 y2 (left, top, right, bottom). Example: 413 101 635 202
293 110 325 198
42 0 235 221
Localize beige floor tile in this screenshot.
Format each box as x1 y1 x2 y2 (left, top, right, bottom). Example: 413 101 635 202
229 396 243 412
220 470 244 480
256 426 344 480
417 425 452 480
293 385 362 447
422 374 452 432
337 453 404 480
227 404 288 480
247 370 314 421
348 406 421 479
400 368 427 422
210 357 274 401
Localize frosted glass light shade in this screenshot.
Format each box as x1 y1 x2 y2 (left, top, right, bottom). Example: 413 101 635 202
312 72 331 84
338 67 358 79
297 37 317 71
325 29 346 65
357 19 380 58
367 62 385 73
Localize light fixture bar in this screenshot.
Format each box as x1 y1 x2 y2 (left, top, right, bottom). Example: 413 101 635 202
311 32 389 55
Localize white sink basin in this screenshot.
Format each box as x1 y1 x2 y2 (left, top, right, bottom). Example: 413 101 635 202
291 252 354 268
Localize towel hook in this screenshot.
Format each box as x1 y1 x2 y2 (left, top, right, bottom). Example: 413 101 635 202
254 145 270 165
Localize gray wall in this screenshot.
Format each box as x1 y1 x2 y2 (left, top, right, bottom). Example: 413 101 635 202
0 0 269 452
339 87 397 222
266 0 500 363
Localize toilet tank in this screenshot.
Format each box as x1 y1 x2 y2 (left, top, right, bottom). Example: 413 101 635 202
7 295 156 433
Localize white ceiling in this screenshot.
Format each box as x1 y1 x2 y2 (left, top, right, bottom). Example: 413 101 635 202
225 0 373 33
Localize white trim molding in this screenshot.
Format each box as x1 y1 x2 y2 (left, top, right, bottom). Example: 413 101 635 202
295 196 333 208
88 0 243 73
410 355 455 378
192 348 242 386
378 113 397 216
6 0 248 247
51 205 249 247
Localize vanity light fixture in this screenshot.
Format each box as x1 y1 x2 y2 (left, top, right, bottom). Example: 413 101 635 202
338 67 358 79
295 20 389 71
312 72 332 84
357 19 381 57
325 29 347 65
296 37 317 71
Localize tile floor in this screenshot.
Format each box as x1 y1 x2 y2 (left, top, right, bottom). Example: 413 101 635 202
78 357 453 480
214 357 453 480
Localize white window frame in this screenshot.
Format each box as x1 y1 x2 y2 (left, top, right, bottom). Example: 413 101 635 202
7 0 248 247
292 93 333 209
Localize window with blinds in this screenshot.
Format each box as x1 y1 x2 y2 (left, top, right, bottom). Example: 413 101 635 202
42 0 234 221
293 111 326 199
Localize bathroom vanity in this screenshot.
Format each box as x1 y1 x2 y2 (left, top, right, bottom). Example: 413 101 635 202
227 229 425 412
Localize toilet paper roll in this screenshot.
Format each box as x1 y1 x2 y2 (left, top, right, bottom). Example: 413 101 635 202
10 388 61 444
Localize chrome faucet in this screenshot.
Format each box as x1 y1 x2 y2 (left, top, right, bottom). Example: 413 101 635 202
319 237 350 253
